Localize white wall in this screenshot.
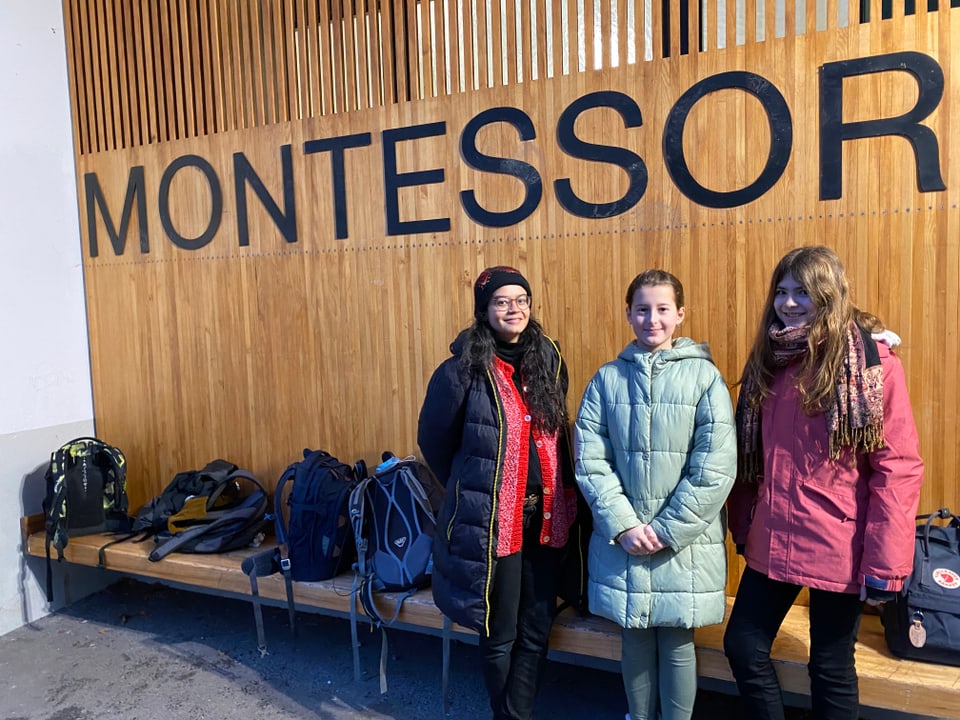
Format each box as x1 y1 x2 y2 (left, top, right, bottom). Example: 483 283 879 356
0 1 102 635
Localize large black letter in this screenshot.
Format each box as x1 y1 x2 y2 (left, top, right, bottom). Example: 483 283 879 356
84 167 148 257
664 72 792 208
459 107 543 227
304 132 372 239
382 122 450 236
234 145 297 247
820 52 945 199
158 154 223 250
555 91 647 218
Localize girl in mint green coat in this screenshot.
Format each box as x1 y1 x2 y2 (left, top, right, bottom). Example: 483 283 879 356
574 270 737 720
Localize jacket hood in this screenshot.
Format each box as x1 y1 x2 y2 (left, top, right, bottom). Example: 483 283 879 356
616 336 714 365
449 329 470 356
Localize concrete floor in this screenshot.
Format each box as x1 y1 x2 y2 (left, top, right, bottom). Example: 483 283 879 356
0 578 818 720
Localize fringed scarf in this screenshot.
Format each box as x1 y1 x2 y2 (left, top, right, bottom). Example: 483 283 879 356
736 322 885 482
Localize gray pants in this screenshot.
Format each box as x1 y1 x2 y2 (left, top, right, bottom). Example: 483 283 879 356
622 625 697 720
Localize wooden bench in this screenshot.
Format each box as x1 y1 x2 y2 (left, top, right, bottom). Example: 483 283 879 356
20 514 960 719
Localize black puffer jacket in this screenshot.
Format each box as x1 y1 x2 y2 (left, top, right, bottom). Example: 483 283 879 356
418 332 587 634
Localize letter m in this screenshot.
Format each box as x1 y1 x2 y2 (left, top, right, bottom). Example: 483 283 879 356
84 167 149 257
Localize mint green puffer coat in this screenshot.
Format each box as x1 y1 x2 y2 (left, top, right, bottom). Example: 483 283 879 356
574 337 736 630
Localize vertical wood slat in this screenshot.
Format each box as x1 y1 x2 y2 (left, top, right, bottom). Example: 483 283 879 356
532 0 546 79
437 0 449 95
165 0 186 139
221 0 240 130
419 0 435 97
652 0 665 57
387 0 405 103
688 0 701 52
725 0 737 46
382 1 398 104
280 0 298 120
826 0 839 29
746 0 759 42
582 0 596 69
99 0 121 148
109 0 130 148
64 0 89 155
598 0 610 67
459 0 475 91
765 0 778 39
182 0 200 137
207 2 227 134
306 0 333 116
504 0 517 83
86 0 108 151
489 0 502 86
438 0 453 94
516 0 529 82
261 0 280 124
329 0 349 112
668 0 681 55
470 0 488 89
369 0 386 105
195 0 212 135
303 0 321 116
236 0 258 127
354 0 372 108
400 0 416 100
246 0 267 126
806 0 819 34
551 0 566 74
145 0 167 143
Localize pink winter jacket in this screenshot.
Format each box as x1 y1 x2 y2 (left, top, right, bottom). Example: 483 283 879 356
727 341 924 594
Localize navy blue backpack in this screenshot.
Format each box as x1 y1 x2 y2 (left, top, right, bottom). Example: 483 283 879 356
274 449 364 581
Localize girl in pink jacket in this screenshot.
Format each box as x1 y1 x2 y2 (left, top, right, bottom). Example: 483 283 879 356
724 246 924 720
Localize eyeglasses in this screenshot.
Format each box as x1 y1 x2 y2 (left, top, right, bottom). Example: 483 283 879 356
490 294 531 312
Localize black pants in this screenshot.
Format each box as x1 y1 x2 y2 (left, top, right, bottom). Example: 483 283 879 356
479 505 564 720
723 566 865 720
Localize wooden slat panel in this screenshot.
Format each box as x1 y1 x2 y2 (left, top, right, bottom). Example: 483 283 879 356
404 0 420 99
260 0 279 124
278 0 297 121
420 0 436 97
64 0 89 154
354 0 372 107
583 0 596 68
55 0 960 603
489 0 503 85
307 0 326 116
109 0 130 148
475 0 489 88
651 0 665 57
688 0 701 52
551 0 566 74
329 0 349 112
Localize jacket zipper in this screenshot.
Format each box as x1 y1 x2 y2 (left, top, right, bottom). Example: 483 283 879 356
482 368 506 636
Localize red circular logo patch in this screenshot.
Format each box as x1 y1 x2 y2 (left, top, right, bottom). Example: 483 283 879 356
932 568 960 590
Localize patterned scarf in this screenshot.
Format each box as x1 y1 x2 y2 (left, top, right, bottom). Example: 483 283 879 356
736 322 885 482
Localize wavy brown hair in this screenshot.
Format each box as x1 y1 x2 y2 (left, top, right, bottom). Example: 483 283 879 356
739 246 883 413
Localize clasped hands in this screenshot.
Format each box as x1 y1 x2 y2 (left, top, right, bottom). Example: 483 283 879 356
617 524 665 556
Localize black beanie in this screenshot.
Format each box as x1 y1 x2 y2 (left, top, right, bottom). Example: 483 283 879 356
474 266 532 318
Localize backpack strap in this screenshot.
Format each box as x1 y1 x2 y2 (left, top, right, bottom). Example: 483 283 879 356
148 469 266 561
241 547 294 657
273 463 297 577
349 476 373 682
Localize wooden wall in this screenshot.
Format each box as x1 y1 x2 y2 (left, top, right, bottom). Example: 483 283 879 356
65 0 960 592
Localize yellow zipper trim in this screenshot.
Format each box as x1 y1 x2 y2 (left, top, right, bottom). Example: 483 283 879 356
482 367 505 636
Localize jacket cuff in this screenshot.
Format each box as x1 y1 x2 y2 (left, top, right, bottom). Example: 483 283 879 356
862 574 902 592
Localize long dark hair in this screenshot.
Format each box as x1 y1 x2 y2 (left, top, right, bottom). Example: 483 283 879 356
458 317 568 433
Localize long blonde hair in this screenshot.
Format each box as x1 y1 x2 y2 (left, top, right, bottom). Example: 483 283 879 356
739 246 883 413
